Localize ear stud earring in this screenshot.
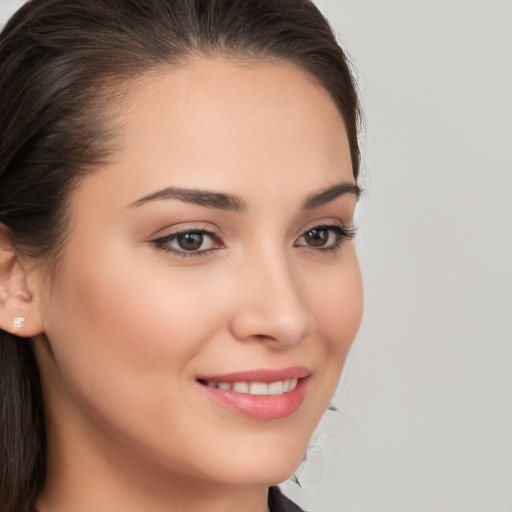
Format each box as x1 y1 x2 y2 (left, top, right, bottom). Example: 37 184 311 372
13 316 26 329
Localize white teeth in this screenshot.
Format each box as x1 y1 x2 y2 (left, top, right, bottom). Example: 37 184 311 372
268 381 284 395
232 382 250 393
249 382 268 395
205 379 299 395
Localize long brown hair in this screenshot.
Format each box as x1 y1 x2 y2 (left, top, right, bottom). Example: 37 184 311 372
0 1 361 510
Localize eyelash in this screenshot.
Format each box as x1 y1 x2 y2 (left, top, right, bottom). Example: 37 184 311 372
294 224 357 252
152 224 357 259
152 227 223 259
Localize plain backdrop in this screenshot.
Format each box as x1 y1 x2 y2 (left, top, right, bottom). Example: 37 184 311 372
1 1 511 511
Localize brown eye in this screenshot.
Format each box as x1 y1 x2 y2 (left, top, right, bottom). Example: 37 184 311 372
153 228 222 256
294 224 354 251
176 232 204 251
303 228 330 247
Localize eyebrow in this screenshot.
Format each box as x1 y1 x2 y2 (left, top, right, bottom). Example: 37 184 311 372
130 187 248 212
301 182 361 210
130 182 361 212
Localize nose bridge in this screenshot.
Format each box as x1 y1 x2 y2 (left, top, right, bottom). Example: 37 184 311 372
230 244 312 346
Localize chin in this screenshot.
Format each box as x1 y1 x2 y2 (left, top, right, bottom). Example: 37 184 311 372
193 435 310 487
211 461 303 488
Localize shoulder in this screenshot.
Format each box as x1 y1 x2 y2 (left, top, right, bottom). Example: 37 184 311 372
268 486 308 512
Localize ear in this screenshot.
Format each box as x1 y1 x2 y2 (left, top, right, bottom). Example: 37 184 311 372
0 225 44 337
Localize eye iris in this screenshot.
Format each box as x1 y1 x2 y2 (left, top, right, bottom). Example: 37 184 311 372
305 228 329 247
177 232 203 250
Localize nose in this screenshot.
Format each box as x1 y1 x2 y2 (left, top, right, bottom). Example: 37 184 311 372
229 252 314 348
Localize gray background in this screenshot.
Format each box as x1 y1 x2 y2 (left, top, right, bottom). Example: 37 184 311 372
283 1 512 511
2 1 511 511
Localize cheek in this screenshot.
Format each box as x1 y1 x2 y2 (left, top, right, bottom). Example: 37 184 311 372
40 246 210 410
306 251 363 413
38 248 233 466
310 252 363 356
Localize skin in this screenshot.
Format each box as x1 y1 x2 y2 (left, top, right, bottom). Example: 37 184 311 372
6 57 363 512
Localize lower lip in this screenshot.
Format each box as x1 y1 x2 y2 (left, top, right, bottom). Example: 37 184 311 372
199 378 309 420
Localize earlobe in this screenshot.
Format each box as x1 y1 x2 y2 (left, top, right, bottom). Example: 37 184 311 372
0 226 44 337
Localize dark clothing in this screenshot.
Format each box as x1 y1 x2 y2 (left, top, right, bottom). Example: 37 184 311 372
268 486 306 512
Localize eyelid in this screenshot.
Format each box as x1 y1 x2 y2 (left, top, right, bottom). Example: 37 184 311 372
151 224 224 258
148 221 221 239
298 218 356 238
294 220 357 251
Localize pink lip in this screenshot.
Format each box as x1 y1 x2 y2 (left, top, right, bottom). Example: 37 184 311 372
197 366 311 420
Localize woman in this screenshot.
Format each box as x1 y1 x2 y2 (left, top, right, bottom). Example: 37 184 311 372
0 1 363 511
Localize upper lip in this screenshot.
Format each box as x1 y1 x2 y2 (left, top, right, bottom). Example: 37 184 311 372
197 366 311 383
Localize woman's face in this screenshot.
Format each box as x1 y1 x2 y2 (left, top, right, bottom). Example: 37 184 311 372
33 57 363 487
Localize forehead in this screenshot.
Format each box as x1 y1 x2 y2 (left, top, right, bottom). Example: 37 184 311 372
77 56 353 208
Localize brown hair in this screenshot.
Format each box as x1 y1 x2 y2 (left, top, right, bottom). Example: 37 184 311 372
0 1 361 510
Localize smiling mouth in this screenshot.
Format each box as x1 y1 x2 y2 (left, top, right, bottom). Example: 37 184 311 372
198 378 299 395
196 366 310 419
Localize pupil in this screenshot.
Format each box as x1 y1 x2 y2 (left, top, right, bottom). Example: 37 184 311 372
177 232 203 250
305 228 328 246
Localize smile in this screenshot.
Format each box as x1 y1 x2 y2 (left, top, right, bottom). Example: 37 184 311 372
197 367 310 420
202 378 299 395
